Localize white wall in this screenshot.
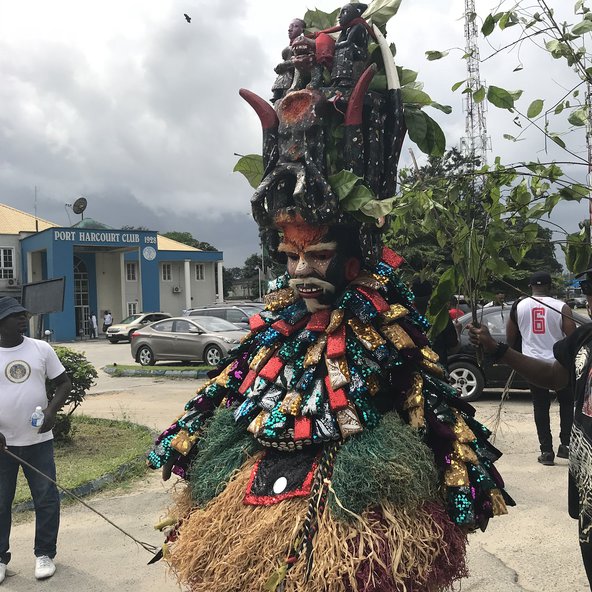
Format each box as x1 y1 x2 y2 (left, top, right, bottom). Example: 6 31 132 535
159 260 217 315
95 252 124 322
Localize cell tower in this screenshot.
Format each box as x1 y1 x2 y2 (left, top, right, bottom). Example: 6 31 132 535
460 0 491 165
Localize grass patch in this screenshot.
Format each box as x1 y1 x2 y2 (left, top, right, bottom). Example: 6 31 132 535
105 363 213 376
13 415 154 506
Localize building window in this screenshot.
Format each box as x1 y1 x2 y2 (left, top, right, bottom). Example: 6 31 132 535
162 263 172 281
0 248 14 279
127 302 138 316
126 262 137 281
195 264 205 281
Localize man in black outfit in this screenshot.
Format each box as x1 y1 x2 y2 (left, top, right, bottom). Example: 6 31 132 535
469 268 592 589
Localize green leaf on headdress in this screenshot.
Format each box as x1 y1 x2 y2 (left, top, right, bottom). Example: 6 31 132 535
341 184 375 212
363 0 403 28
360 196 397 218
233 154 264 189
401 87 432 106
303 8 340 32
329 170 362 200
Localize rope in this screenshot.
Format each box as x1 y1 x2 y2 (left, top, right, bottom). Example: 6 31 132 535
2 447 159 556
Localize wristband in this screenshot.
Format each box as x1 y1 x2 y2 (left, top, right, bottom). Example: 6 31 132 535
492 341 509 362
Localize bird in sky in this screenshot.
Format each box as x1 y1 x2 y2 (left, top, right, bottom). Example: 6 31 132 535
184 13 191 23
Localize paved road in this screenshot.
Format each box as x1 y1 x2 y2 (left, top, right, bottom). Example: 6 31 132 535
5 339 590 591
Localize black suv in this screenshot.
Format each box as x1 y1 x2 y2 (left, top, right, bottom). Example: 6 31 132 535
182 303 264 329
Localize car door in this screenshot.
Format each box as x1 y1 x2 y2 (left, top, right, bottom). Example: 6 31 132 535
147 319 176 359
481 309 512 383
173 319 203 361
227 308 250 329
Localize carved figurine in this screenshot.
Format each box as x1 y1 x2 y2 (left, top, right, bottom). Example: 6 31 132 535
271 18 306 103
331 3 370 87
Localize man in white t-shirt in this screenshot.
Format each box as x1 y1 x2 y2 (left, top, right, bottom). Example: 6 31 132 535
0 297 72 584
506 271 576 466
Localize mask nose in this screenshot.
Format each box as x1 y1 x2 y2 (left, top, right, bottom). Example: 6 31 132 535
294 255 310 276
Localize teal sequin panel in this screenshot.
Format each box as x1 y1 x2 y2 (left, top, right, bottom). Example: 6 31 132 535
447 486 475 526
262 401 288 438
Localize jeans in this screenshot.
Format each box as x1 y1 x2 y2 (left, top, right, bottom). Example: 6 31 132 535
0 440 60 564
529 384 573 453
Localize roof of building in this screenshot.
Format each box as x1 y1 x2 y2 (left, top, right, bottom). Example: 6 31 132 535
0 203 206 253
71 218 114 230
0 203 58 235
157 235 200 252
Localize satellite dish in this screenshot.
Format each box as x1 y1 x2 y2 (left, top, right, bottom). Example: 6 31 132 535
72 197 87 217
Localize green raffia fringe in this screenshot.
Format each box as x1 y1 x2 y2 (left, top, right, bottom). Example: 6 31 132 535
330 412 440 521
189 407 259 507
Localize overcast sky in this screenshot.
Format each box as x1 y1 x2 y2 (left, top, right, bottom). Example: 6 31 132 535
0 1 587 267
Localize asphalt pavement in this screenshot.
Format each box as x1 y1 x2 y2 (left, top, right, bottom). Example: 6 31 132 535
4 338 590 591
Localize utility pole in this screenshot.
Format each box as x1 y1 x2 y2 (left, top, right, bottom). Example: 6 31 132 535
460 0 490 165
586 76 592 239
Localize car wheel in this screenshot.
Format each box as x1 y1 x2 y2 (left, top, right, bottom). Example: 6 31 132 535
204 345 223 366
137 345 156 366
107 338 119 344
449 361 485 402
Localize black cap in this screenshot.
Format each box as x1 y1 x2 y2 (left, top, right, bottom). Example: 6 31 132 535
529 271 552 286
0 296 28 322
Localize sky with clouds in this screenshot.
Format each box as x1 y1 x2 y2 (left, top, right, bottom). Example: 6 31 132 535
0 0 588 266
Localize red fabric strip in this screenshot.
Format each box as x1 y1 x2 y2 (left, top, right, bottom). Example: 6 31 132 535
357 286 390 313
324 375 348 411
326 324 346 358
381 247 405 270
306 309 332 332
258 356 284 382
238 370 257 395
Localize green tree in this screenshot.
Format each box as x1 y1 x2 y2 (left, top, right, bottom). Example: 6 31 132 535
162 231 218 251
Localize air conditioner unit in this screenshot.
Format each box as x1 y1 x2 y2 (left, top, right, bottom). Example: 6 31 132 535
172 286 182 294
7 279 15 286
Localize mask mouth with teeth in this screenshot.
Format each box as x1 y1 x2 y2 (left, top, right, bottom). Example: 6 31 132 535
276 212 361 312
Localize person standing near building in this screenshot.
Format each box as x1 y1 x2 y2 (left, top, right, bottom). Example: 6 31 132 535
89 312 98 339
506 271 576 465
102 310 112 334
0 296 72 583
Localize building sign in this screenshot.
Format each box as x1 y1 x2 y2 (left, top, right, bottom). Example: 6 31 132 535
53 229 158 245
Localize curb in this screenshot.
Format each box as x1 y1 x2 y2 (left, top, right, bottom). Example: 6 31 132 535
13 454 148 513
103 366 211 379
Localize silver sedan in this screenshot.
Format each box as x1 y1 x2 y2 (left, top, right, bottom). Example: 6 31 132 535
130 316 247 366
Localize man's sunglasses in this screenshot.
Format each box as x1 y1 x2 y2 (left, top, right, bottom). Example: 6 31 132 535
580 279 592 295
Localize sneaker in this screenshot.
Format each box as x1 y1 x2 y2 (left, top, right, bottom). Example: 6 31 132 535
557 444 570 459
0 562 6 584
34 556 56 580
538 451 555 466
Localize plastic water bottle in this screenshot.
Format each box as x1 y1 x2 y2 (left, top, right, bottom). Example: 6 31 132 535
31 406 44 428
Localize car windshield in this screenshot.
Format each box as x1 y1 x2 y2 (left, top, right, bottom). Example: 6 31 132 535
191 316 243 332
119 314 143 324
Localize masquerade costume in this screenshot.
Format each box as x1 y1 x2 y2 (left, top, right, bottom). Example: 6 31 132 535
148 4 514 591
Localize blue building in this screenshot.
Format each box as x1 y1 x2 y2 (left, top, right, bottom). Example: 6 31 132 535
0 203 224 341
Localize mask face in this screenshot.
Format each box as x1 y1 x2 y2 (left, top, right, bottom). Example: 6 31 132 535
278 221 360 312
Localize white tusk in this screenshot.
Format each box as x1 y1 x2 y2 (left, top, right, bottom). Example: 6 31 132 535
372 24 400 91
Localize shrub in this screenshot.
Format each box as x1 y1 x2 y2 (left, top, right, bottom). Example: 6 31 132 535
46 347 98 441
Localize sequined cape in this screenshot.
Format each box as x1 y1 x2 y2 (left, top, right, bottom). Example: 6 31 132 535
148 246 514 530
